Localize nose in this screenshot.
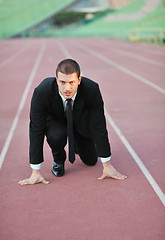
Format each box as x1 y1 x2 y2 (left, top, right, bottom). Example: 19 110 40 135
65 83 71 91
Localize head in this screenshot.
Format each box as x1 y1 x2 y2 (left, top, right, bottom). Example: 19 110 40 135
56 59 81 99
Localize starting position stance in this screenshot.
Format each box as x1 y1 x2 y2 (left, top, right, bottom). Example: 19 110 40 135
19 59 127 185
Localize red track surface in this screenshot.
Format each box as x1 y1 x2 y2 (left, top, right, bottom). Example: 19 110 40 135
0 38 165 240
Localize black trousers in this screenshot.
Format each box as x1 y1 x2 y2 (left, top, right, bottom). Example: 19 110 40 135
46 118 98 166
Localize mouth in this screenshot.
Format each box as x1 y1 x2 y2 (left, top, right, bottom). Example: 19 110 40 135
64 92 71 96
64 93 72 98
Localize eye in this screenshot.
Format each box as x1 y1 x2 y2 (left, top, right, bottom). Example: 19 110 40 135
70 81 74 85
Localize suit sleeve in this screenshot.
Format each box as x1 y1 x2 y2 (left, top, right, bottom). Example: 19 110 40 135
89 85 111 158
29 88 47 164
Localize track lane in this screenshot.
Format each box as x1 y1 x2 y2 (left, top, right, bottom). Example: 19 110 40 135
0 42 46 169
76 39 165 90
0 41 32 69
0 38 164 240
0 40 45 154
106 39 165 57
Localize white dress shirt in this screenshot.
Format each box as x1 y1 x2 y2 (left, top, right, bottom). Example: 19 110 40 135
31 91 110 170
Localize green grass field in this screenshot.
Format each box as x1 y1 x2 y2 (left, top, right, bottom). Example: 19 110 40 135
0 0 75 38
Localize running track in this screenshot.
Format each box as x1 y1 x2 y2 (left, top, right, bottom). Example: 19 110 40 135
0 38 165 240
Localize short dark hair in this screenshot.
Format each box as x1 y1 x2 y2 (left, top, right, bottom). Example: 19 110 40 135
56 59 80 78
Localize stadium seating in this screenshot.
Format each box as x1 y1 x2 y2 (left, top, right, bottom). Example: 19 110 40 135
58 0 165 43
0 0 164 43
0 0 75 38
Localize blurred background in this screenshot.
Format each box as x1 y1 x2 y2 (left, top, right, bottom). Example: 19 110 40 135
0 0 165 43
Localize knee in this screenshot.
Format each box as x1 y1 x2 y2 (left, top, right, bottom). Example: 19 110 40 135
47 134 67 149
81 157 98 166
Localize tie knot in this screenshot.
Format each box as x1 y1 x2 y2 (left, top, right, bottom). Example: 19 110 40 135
66 99 72 103
66 98 72 110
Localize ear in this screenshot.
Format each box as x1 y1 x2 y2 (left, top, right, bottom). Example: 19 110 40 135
78 76 82 85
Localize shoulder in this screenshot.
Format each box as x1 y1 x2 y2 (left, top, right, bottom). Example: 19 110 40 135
36 77 56 90
81 77 98 87
80 77 99 93
78 77 103 104
34 77 58 95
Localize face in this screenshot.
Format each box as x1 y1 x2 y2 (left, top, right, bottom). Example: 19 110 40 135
56 72 81 99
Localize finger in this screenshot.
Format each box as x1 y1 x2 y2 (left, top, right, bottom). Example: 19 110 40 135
119 174 127 179
40 178 49 184
107 165 128 180
109 172 127 180
18 178 49 185
18 179 31 185
114 170 127 179
98 173 106 180
118 174 127 180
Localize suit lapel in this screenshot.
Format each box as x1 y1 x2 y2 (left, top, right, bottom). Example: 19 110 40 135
54 80 65 118
73 85 84 113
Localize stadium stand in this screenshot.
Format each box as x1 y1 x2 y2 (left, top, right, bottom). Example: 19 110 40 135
30 0 146 38
0 0 75 38
129 1 165 43
0 0 164 43
51 0 164 43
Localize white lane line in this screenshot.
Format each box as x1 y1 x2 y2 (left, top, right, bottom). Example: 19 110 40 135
58 41 72 58
58 41 85 75
74 41 165 95
0 44 31 69
0 43 46 169
57 40 165 207
110 41 165 56
111 47 165 68
105 109 165 207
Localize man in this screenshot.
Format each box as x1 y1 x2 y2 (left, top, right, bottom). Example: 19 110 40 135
19 59 127 185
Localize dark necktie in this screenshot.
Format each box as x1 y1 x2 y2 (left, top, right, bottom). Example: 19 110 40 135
66 99 75 164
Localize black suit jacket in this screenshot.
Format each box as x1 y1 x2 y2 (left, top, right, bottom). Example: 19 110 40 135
29 77 111 164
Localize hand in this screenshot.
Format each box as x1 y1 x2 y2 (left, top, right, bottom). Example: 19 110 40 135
18 169 49 186
98 161 127 180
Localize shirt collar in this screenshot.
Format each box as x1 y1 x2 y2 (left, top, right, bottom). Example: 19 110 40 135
59 91 77 103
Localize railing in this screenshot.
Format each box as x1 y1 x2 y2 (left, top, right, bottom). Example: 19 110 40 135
129 27 165 43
